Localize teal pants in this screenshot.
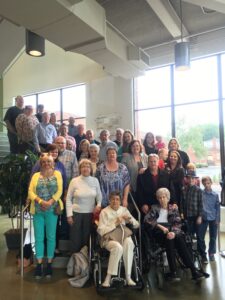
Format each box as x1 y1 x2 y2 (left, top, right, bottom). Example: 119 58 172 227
33 210 58 259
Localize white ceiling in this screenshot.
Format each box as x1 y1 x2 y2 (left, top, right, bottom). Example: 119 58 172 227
0 0 225 77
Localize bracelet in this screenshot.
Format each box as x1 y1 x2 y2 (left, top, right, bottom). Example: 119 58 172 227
38 199 43 205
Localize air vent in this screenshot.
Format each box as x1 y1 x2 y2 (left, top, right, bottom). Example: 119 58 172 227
127 46 150 69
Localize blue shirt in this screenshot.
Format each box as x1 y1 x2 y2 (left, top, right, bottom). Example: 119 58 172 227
202 189 220 222
34 122 57 148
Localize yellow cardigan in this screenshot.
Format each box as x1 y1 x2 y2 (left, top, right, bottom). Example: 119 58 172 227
28 170 63 215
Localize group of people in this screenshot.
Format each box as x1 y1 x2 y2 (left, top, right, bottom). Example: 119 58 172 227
4 97 220 286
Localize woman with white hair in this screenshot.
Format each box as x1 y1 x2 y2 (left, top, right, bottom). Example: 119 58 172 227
144 187 205 281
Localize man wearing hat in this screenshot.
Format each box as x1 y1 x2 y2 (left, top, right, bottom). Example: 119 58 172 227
181 170 203 255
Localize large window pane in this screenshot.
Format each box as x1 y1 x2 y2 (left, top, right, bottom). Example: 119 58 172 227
135 107 171 143
221 54 225 99
38 90 61 120
23 95 36 109
175 101 220 191
62 85 86 126
174 56 218 104
135 66 171 110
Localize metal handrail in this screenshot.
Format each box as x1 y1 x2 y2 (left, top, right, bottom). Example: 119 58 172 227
20 203 30 277
128 192 142 273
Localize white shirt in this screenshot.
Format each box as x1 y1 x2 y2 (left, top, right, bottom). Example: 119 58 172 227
157 208 168 223
66 175 102 216
97 206 139 237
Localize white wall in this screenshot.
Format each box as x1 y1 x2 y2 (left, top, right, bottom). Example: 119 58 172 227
3 41 134 133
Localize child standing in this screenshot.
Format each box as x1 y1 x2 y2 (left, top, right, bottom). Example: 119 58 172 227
155 135 166 150
198 176 220 263
181 170 203 251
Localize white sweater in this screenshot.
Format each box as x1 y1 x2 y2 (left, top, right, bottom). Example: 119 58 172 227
66 175 102 216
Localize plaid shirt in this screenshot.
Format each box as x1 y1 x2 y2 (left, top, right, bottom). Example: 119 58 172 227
181 185 203 218
58 150 78 186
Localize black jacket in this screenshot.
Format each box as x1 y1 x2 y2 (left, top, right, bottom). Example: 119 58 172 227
136 168 175 207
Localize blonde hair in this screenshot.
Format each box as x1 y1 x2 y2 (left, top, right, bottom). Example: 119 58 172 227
186 162 196 170
148 153 159 162
39 153 54 167
78 159 93 176
201 176 212 185
79 139 90 152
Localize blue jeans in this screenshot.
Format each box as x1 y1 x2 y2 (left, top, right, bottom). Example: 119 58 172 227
198 220 218 257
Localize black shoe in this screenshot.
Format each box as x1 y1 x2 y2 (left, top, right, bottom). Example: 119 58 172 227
192 270 205 281
34 263 42 279
45 263 52 278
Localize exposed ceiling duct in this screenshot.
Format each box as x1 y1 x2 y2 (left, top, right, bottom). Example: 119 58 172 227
0 0 150 78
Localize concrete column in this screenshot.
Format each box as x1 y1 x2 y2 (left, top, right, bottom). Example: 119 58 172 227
0 77 3 132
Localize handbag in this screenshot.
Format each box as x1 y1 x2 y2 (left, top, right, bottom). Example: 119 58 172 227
103 224 133 245
54 202 63 215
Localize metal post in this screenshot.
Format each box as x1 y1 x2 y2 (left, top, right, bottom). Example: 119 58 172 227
129 192 142 273
20 204 30 277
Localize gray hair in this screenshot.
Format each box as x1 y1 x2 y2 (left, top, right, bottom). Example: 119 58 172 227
156 188 170 201
89 143 100 152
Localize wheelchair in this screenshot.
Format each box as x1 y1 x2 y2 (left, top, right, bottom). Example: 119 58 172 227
142 222 209 290
91 193 145 292
91 226 145 292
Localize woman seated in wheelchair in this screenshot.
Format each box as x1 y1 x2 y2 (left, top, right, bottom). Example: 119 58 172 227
144 187 205 281
97 191 139 287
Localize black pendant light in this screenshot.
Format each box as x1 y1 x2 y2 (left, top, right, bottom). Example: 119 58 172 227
174 0 190 70
26 30 45 57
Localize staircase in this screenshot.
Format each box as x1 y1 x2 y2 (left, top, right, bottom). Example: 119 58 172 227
0 132 10 160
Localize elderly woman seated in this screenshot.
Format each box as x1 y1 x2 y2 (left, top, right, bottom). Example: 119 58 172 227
144 188 205 281
97 191 139 287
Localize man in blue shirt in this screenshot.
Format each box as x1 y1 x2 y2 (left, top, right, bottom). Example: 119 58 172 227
33 112 57 153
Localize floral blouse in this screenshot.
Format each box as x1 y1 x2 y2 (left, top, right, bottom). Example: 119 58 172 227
96 162 130 207
144 204 182 234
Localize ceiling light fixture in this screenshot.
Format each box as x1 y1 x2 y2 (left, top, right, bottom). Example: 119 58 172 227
26 30 45 57
174 0 190 71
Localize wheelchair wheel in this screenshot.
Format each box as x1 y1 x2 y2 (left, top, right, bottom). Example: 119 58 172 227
136 268 145 291
147 264 164 290
93 269 99 287
156 270 164 290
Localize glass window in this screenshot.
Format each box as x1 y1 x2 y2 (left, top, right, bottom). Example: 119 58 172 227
175 101 220 192
62 85 86 125
135 107 171 143
135 66 171 110
38 90 61 120
174 56 218 104
23 95 36 109
221 54 225 99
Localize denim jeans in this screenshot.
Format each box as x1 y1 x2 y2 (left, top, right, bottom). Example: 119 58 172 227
198 220 218 257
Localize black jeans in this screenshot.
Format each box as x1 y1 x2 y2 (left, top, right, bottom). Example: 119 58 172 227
153 229 195 273
8 131 19 154
70 212 93 253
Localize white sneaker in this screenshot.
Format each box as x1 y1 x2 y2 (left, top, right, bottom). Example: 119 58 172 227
127 278 136 286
